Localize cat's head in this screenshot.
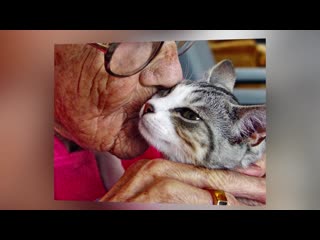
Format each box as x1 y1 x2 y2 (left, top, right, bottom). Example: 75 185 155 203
138 60 266 169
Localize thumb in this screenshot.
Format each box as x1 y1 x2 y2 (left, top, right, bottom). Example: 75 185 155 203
234 153 266 177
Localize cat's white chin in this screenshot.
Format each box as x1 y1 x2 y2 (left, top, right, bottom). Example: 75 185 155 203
139 119 195 166
139 119 157 145
138 118 170 152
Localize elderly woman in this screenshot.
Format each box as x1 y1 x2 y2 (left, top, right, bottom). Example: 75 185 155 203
54 41 266 205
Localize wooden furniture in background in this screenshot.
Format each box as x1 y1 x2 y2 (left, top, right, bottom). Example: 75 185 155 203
208 39 266 67
208 39 266 104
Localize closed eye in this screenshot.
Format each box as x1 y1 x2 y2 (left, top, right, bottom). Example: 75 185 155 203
174 108 201 121
156 86 175 98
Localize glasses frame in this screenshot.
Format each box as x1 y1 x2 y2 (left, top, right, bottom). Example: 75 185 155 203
88 41 193 78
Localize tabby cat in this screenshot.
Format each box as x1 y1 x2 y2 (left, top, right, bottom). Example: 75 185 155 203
138 60 266 169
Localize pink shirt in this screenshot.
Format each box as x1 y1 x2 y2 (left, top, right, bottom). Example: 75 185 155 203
54 136 162 201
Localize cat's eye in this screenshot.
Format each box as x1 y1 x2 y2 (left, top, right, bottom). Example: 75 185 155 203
175 108 201 121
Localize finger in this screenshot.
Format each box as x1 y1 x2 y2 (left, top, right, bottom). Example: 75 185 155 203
233 153 266 177
128 178 244 206
127 178 213 205
99 159 151 202
237 197 266 206
148 159 266 203
101 158 266 203
233 164 265 177
255 153 266 173
225 193 246 206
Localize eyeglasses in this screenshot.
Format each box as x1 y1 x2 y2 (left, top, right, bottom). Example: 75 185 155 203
88 41 194 77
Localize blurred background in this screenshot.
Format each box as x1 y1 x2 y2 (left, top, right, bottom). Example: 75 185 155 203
179 39 266 105
2 30 320 210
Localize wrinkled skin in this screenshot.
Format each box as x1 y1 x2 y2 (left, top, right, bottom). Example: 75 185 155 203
55 42 266 205
54 42 182 159
100 154 266 205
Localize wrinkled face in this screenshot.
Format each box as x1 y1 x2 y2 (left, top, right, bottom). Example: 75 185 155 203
54 42 182 159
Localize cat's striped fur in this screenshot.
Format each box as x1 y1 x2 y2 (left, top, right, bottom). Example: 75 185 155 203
139 60 266 169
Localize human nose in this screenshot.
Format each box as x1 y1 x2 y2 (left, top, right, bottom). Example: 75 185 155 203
139 41 183 88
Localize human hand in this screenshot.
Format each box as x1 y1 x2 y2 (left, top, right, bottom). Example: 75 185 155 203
99 155 266 206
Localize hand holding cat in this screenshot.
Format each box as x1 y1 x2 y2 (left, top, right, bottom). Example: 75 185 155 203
99 154 266 206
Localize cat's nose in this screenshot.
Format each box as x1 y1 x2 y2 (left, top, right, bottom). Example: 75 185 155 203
143 103 155 115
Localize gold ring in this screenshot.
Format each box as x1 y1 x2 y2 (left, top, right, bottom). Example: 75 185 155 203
207 189 228 205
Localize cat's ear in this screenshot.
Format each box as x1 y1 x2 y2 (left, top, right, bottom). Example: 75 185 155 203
231 104 266 147
205 59 236 92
